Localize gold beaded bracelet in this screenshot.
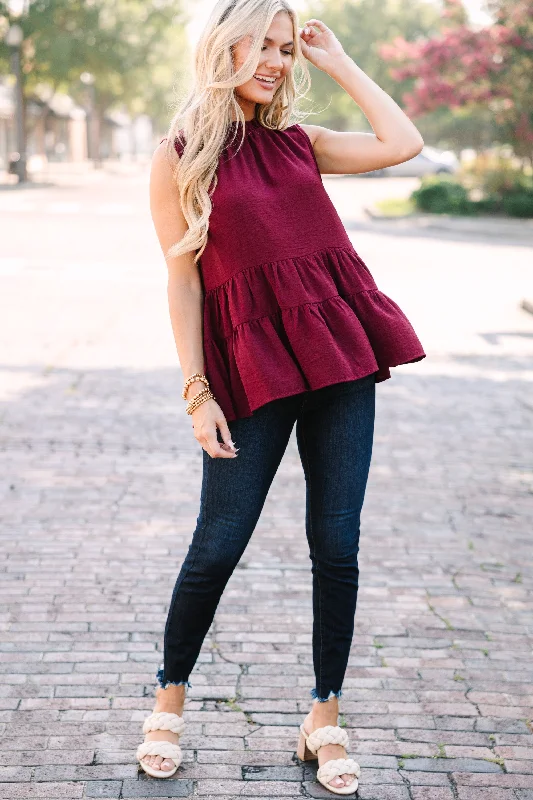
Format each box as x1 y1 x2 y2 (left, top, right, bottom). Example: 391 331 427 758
182 372 210 401
186 388 215 415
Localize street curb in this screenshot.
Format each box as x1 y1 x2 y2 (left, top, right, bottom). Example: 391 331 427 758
363 205 533 242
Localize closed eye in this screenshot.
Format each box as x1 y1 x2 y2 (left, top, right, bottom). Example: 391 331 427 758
261 46 293 55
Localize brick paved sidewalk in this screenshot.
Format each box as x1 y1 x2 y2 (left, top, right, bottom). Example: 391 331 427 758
0 229 532 798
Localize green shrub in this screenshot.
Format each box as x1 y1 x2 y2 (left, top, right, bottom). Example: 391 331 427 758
469 196 499 213
459 152 532 197
502 191 533 218
410 174 533 218
481 168 533 198
411 177 471 214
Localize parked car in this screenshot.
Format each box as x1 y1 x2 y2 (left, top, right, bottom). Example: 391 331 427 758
366 146 459 177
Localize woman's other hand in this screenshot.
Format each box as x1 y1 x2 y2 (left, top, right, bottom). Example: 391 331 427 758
188 387 239 459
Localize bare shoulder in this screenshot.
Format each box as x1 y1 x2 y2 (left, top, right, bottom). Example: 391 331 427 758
297 122 323 147
297 123 351 147
150 139 183 210
294 123 345 174
150 139 177 188
149 139 188 246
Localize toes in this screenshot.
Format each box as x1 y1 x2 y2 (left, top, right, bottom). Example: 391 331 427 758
141 754 175 772
328 773 354 788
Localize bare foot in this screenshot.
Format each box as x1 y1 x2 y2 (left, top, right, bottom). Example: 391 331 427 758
302 697 355 790
140 684 186 773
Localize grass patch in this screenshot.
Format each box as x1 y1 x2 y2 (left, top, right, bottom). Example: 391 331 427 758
374 196 416 217
223 697 243 712
484 756 505 767
433 744 447 758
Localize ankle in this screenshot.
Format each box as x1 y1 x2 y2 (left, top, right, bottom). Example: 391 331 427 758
153 684 186 714
306 698 339 729
311 697 338 715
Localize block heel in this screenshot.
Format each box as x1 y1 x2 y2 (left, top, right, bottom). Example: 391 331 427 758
297 723 318 761
296 722 361 795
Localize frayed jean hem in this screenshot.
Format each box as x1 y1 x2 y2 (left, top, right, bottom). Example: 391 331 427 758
310 687 343 702
156 664 192 691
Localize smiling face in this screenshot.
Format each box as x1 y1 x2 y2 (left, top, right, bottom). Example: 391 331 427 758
232 11 295 118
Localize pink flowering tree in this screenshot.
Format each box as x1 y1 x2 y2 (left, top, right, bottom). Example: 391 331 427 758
380 0 533 164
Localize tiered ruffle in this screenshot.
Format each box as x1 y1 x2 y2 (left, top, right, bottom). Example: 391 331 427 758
202 245 425 421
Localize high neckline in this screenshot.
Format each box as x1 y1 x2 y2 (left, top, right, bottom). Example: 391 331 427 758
225 118 261 143
230 117 259 127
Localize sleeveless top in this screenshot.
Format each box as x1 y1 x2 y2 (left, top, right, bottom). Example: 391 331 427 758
162 118 426 422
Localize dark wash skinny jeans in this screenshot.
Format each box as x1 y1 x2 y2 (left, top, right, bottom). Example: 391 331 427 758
156 371 377 703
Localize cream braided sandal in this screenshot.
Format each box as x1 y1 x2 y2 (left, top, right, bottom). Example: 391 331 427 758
297 723 361 795
136 711 185 779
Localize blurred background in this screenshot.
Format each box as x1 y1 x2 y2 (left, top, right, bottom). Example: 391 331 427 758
0 1 531 205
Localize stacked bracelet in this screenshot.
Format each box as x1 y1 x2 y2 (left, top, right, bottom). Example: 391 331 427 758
182 372 210 400
186 387 215 415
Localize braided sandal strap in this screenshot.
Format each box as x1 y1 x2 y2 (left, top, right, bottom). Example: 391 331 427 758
142 711 185 736
306 725 350 755
317 757 361 785
136 739 182 766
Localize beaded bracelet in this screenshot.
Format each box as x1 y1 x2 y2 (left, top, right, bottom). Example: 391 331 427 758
182 372 209 401
186 388 215 415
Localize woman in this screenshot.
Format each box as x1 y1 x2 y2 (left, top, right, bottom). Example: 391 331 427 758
136 0 425 794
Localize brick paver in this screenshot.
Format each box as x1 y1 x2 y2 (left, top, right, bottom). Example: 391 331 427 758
0 172 532 798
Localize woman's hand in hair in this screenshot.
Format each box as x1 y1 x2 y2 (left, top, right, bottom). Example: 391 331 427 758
299 19 346 73
190 398 239 459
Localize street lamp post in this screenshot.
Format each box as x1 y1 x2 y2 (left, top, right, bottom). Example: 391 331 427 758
5 0 30 184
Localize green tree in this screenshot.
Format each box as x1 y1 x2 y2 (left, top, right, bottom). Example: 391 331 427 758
0 0 189 159
297 0 443 130
380 0 533 162
486 0 533 163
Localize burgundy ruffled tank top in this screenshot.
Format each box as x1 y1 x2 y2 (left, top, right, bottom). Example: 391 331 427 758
163 118 426 422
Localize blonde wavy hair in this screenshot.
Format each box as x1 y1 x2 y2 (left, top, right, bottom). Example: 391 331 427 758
163 0 312 264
